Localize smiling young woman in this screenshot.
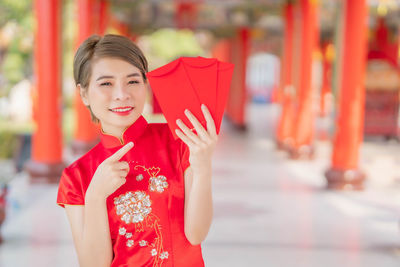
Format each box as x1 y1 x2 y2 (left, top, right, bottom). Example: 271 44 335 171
79 58 146 139
57 34 216 267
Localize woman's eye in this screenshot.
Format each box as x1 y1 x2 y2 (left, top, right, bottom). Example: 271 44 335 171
100 82 112 86
128 80 139 85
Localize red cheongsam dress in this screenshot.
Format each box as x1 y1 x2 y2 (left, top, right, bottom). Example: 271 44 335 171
57 116 205 267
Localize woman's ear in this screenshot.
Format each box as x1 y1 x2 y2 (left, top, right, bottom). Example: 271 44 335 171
78 84 89 106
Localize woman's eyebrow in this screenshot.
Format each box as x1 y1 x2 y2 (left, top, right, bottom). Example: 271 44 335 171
96 73 140 81
127 73 140 78
96 75 114 81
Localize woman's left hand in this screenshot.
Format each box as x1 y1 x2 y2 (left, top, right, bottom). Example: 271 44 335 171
175 104 218 175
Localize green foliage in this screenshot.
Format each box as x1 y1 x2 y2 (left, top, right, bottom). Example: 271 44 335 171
2 52 24 85
62 0 77 84
0 0 34 96
0 131 18 159
62 107 74 144
148 29 203 61
0 0 32 27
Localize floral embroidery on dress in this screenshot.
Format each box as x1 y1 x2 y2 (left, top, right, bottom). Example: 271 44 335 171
149 175 168 193
127 239 134 247
118 226 135 249
119 227 127 236
139 240 148 247
159 252 169 260
125 232 133 239
134 165 169 193
114 190 169 267
151 248 158 256
114 191 152 224
136 174 144 181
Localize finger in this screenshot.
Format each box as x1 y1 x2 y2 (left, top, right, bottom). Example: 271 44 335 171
175 129 195 148
201 104 217 137
176 119 202 145
116 177 127 186
113 161 130 171
184 109 209 141
118 170 129 178
108 142 134 162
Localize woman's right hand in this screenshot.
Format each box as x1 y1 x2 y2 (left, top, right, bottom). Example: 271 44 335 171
86 142 134 201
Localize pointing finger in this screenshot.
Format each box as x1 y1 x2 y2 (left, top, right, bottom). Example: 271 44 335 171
108 142 134 162
118 170 129 178
113 161 130 172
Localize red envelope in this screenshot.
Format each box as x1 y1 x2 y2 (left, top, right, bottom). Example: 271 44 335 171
180 57 218 114
147 57 234 139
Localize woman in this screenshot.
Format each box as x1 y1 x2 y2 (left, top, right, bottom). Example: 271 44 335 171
57 34 216 267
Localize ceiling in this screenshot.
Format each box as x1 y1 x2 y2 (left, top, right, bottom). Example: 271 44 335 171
109 0 400 36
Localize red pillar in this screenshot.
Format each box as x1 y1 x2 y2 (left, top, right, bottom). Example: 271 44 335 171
319 42 333 117
288 0 318 159
72 0 101 155
226 27 250 129
97 0 109 35
276 3 295 149
26 0 64 182
325 0 368 190
212 39 232 63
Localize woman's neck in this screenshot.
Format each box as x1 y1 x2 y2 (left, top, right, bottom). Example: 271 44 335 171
101 124 126 142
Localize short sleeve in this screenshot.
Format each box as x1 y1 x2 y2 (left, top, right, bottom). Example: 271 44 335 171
57 166 85 208
178 139 191 173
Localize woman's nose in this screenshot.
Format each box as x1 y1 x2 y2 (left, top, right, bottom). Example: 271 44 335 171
113 83 130 100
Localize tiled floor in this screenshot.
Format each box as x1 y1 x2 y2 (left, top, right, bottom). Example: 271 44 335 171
0 103 399 267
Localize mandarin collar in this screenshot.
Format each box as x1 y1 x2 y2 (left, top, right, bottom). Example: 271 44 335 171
100 116 148 149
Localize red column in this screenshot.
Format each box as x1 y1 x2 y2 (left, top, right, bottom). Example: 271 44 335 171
276 3 295 149
288 0 318 159
226 27 250 129
97 0 109 35
26 0 64 182
319 42 333 117
325 0 368 190
212 39 232 63
72 0 101 155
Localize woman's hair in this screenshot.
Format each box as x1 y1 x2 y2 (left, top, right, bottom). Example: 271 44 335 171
73 34 148 122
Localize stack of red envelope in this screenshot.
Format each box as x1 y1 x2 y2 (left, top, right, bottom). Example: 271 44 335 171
147 56 234 139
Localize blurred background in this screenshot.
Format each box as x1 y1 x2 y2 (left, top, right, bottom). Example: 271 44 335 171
0 0 400 266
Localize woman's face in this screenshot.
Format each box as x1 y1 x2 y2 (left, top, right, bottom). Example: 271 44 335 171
80 57 147 136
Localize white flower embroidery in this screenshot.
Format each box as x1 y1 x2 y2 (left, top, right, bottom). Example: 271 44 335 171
114 191 152 224
159 251 169 260
119 227 127 236
139 240 148 247
151 248 158 256
149 175 169 193
126 239 134 247
125 232 132 239
136 174 144 181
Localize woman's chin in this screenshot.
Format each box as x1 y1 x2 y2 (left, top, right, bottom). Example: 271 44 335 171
98 111 142 129
113 113 140 125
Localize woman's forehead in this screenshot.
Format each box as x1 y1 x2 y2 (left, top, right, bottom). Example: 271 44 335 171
92 57 141 77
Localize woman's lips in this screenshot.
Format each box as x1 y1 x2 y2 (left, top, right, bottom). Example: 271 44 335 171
109 106 134 116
